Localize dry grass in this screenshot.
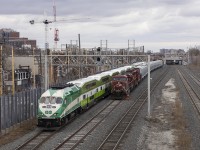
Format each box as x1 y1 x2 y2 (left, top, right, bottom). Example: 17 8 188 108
188 64 200 70
172 97 191 150
0 118 37 146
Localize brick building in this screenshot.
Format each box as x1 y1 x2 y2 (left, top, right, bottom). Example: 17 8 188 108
0 28 37 48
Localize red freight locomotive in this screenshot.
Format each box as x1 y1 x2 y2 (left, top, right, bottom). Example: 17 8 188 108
111 68 140 100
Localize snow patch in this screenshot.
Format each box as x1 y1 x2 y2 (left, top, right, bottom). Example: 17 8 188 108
162 78 177 103
137 78 178 150
147 129 175 150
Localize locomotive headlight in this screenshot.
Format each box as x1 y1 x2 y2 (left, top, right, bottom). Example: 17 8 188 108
37 113 44 117
53 113 58 116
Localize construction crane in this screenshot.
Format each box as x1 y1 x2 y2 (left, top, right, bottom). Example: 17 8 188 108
30 10 90 91
53 0 59 50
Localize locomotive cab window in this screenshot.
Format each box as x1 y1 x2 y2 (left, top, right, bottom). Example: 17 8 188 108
56 98 63 104
45 97 50 104
40 97 45 103
50 97 56 104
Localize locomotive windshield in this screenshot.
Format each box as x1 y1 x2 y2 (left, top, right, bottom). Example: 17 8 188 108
56 98 63 104
40 97 63 104
51 97 56 104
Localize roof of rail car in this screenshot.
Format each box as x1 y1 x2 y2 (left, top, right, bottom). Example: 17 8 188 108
88 73 109 81
101 66 132 76
150 60 162 64
41 85 79 97
123 65 133 70
105 68 125 75
102 69 119 76
132 62 147 66
67 77 97 87
113 67 126 72
135 65 147 69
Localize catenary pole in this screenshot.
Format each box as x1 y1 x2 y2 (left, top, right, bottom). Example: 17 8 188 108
12 47 15 95
148 55 151 117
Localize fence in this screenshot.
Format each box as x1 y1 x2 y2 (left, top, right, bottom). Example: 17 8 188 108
0 88 44 134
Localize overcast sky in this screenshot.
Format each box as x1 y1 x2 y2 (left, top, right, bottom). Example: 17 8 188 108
1 0 200 52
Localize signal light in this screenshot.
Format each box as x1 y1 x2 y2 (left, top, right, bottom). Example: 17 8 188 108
47 49 50 55
97 57 101 61
97 47 101 51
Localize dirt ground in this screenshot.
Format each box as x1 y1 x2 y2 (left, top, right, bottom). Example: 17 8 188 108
138 78 191 150
0 119 37 146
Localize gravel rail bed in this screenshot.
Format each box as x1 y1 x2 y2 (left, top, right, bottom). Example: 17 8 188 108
0 128 42 150
176 66 200 150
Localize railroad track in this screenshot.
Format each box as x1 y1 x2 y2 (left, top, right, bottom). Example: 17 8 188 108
180 66 200 87
97 68 169 150
15 129 57 150
179 66 200 98
177 69 200 116
53 100 121 150
15 112 80 150
189 73 200 87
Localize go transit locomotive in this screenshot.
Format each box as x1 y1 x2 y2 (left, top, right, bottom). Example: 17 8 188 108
37 72 112 127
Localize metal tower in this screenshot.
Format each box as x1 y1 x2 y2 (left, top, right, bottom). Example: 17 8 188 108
53 0 59 50
0 46 2 95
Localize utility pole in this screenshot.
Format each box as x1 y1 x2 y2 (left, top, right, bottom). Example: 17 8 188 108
44 20 50 91
30 19 52 91
12 47 15 95
33 48 35 88
147 55 151 117
188 49 190 64
0 46 2 95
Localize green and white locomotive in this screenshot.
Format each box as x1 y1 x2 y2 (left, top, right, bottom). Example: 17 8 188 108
37 72 112 128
